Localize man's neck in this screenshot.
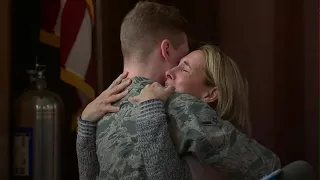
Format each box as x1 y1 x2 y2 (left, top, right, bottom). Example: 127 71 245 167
123 66 162 83
123 59 165 84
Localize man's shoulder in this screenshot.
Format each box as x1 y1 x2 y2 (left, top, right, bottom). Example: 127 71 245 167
96 79 151 132
167 92 210 110
166 92 218 122
168 92 202 102
97 99 135 125
96 101 137 137
97 77 152 126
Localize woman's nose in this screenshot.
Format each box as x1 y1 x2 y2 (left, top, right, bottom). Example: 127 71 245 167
165 69 174 80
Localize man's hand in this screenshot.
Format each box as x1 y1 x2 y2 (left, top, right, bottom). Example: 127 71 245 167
130 82 175 103
81 72 131 121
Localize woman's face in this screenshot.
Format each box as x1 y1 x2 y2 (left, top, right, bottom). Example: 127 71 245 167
165 50 212 98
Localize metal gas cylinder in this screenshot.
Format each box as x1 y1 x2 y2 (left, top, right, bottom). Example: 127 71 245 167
13 63 64 180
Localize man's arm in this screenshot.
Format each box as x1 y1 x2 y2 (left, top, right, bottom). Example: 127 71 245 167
136 99 192 180
166 93 281 179
76 118 99 180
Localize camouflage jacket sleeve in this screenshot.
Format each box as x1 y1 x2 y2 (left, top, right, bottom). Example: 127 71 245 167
166 93 281 179
76 118 99 180
136 99 192 180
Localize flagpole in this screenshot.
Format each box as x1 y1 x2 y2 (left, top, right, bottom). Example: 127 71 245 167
95 0 104 94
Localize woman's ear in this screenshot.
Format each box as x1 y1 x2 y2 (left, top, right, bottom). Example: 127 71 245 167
202 87 218 103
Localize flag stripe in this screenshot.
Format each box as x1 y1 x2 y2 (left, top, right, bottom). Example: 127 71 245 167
64 9 92 78
41 0 60 33
85 0 95 22
40 29 60 48
84 0 96 91
60 0 87 67
55 0 97 132
53 0 67 36
60 68 95 99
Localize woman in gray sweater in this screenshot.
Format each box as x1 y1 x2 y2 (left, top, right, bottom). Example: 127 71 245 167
77 45 280 180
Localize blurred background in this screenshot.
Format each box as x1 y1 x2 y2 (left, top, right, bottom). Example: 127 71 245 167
0 0 318 179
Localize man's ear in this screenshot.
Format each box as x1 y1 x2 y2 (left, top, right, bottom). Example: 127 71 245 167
202 87 218 103
160 39 171 61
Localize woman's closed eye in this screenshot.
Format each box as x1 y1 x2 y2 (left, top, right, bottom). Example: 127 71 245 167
181 65 190 73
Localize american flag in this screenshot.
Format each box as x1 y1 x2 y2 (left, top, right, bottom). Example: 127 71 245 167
40 0 96 131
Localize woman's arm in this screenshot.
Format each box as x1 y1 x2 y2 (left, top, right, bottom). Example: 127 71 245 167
135 98 192 179
76 72 131 180
77 119 99 180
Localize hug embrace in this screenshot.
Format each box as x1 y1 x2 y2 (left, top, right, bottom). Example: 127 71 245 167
77 1 281 180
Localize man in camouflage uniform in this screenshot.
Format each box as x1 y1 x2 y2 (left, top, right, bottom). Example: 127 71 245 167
95 1 280 179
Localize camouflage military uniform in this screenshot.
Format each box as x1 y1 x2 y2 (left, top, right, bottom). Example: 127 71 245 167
93 77 280 179
77 97 192 180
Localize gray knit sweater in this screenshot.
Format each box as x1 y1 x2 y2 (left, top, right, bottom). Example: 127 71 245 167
76 99 192 180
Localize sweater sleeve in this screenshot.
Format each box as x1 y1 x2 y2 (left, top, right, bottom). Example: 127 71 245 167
136 99 192 180
76 118 99 180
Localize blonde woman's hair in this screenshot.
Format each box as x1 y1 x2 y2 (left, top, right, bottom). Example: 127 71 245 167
199 45 252 135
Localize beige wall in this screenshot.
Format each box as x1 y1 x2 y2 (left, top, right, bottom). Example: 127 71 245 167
0 0 11 179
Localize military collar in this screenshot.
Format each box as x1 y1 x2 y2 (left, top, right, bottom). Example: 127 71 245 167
125 76 154 91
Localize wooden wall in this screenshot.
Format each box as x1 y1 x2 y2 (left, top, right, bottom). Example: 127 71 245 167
0 0 11 179
219 0 318 178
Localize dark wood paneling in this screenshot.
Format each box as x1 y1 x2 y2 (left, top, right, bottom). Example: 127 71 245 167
219 0 318 178
0 0 11 179
218 0 277 149
274 0 305 165
303 0 319 178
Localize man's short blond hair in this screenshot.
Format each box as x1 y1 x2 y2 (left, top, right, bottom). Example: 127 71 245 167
120 1 187 60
